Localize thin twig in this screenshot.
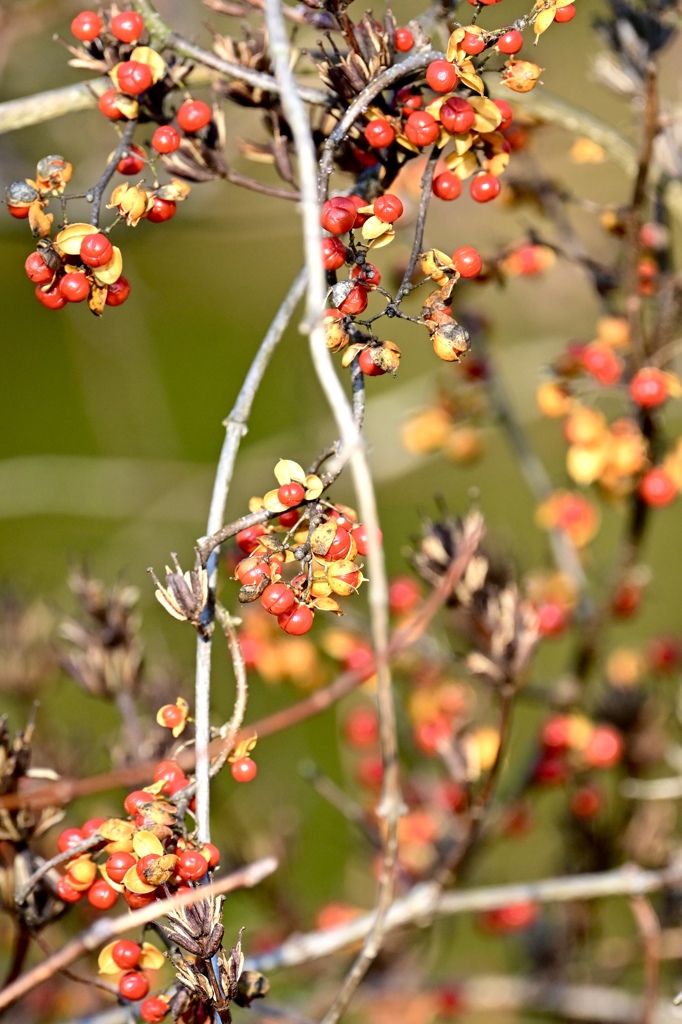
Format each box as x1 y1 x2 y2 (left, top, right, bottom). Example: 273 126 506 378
395 147 439 305
18 833 103 904
89 119 137 226
0 857 278 1013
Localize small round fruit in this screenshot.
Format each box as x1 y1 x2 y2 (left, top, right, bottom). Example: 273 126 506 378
116 61 153 96
177 849 209 881
141 997 170 1023
110 11 145 42
231 757 258 782
439 96 475 134
350 262 381 287
57 828 84 853
320 198 356 236
554 3 576 22
154 759 186 789
395 27 414 51
452 245 482 278
35 283 67 310
81 817 106 838
277 481 305 507
177 99 212 133
152 125 181 154
404 110 439 147
117 144 146 175
158 703 185 729
25 252 53 284
358 348 385 376
136 853 158 881
261 583 295 616
461 30 486 55
105 851 136 883
497 29 523 54
235 557 271 586
106 276 131 306
80 233 113 268
112 940 142 970
344 706 379 747
629 367 668 408
426 59 459 93
59 272 90 303
493 99 514 131
124 789 152 815
98 89 124 120
88 879 118 910
470 173 501 202
639 467 677 507
322 237 348 270
396 86 422 116
119 971 150 1002
389 576 420 614
236 525 266 553
373 193 403 223
146 198 176 223
124 889 156 909
278 603 314 635
337 284 368 316
57 876 83 902
8 205 31 219
364 119 396 148
203 842 221 867
71 11 102 41
352 523 382 555
346 193 370 227
432 172 462 201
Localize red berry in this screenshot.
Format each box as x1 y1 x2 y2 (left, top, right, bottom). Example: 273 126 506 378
177 849 209 881
105 851 136 883
584 726 622 769
389 576 420 614
373 194 403 223
231 757 258 782
110 11 145 42
497 29 523 54
395 86 422 116
35 283 67 310
352 523 382 555
325 527 352 560
404 111 440 147
57 874 85 902
117 144 146 175
261 583 295 616
452 245 482 278
554 3 576 22
80 233 113 268
320 199 356 236
124 789 152 815
364 119 396 149
7 205 31 219
356 755 383 788
629 367 668 408
98 89 124 121
461 31 486 55
106 276 131 306
470 173 501 202
88 879 119 910
81 817 106 838
395 27 414 51
116 61 153 96
322 237 348 270
203 842 221 867
72 11 102 41
278 603 314 635
350 262 381 287
337 284 368 316
25 252 53 284
112 940 142 970
581 343 622 385
439 97 475 135
344 706 379 747
570 785 603 819
152 125 181 154
346 194 370 227
141 997 170 1023
639 467 677 507
177 99 212 133
235 556 271 585
236 525 266 553
57 828 84 853
648 634 682 674
536 602 568 637
119 971 150 1002
159 703 186 729
493 99 514 131
147 198 176 223
136 853 158 881
432 172 462 201
277 481 306 507
426 59 459 93
124 889 156 909
358 348 385 376
154 759 186 789
59 272 90 303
